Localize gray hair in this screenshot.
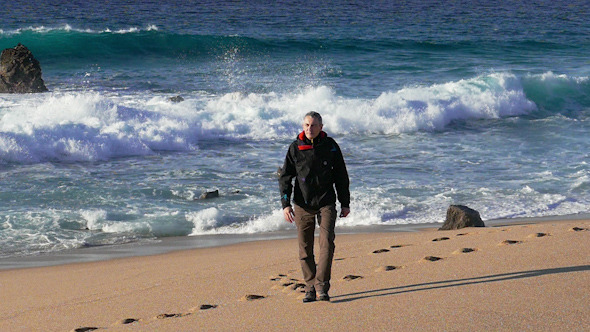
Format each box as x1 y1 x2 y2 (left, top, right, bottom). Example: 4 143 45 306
304 111 323 124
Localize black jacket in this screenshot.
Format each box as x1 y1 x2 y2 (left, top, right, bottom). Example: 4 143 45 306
279 131 350 210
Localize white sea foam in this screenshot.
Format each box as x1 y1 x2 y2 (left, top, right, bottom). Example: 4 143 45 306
0 24 159 35
0 71 573 164
80 209 107 230
101 222 152 234
200 72 538 138
188 208 293 235
535 71 589 83
0 73 545 164
187 208 222 234
0 92 194 162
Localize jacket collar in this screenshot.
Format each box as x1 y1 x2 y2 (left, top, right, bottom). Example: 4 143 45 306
297 131 327 150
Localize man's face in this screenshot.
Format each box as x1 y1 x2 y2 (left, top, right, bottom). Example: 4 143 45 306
303 116 323 140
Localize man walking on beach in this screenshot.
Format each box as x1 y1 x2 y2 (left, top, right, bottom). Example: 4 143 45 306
279 111 350 303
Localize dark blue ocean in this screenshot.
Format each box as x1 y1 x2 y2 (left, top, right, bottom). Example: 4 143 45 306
2 0 590 261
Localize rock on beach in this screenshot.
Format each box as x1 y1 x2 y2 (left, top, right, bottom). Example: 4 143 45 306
439 204 485 230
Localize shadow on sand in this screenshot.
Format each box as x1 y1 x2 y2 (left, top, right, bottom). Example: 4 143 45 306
332 265 590 303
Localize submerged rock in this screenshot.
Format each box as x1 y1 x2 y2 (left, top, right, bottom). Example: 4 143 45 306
168 95 184 103
199 190 219 199
0 43 48 93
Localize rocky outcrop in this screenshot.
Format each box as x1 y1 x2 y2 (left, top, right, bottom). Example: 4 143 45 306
0 43 48 93
168 95 184 103
439 205 485 230
199 190 219 199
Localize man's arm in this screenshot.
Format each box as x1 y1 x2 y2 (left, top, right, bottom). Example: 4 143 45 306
332 140 350 216
278 145 296 222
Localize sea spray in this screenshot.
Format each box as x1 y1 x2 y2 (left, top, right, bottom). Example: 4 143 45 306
188 208 292 235
0 73 551 164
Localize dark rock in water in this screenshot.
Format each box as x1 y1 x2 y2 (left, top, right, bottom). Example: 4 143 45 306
0 44 48 93
199 189 219 199
168 95 184 103
439 205 485 230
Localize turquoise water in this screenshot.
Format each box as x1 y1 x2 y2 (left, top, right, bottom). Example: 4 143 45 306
1 0 590 259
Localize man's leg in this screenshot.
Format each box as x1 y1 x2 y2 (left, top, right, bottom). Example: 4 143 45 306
294 205 317 292
316 205 337 294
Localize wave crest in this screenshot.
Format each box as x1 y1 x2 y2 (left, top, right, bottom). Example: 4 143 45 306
2 72 588 164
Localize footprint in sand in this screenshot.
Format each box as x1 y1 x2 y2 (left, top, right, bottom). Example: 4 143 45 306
342 274 363 281
390 244 409 248
375 265 403 272
198 304 218 310
571 227 588 232
293 283 306 292
423 256 443 262
499 240 522 245
453 248 477 254
372 249 390 254
280 282 306 293
528 232 550 238
270 274 296 281
456 233 469 236
432 237 450 242
156 313 183 319
241 294 266 301
119 318 139 325
188 304 219 312
270 274 306 292
72 328 99 332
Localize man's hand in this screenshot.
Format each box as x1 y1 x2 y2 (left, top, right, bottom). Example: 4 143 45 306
283 206 295 223
340 207 350 218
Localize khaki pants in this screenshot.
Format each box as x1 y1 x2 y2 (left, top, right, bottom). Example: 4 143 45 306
294 204 337 293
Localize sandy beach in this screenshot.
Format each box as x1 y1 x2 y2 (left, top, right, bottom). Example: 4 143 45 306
0 219 588 331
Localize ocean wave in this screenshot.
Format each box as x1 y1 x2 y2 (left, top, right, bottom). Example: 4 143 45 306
2 25 576 67
1 72 588 164
187 208 291 235
0 24 159 35
522 72 590 115
0 26 276 63
0 24 573 50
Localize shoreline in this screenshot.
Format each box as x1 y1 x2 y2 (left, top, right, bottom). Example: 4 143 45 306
0 214 590 271
0 216 587 331
2 213 590 271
